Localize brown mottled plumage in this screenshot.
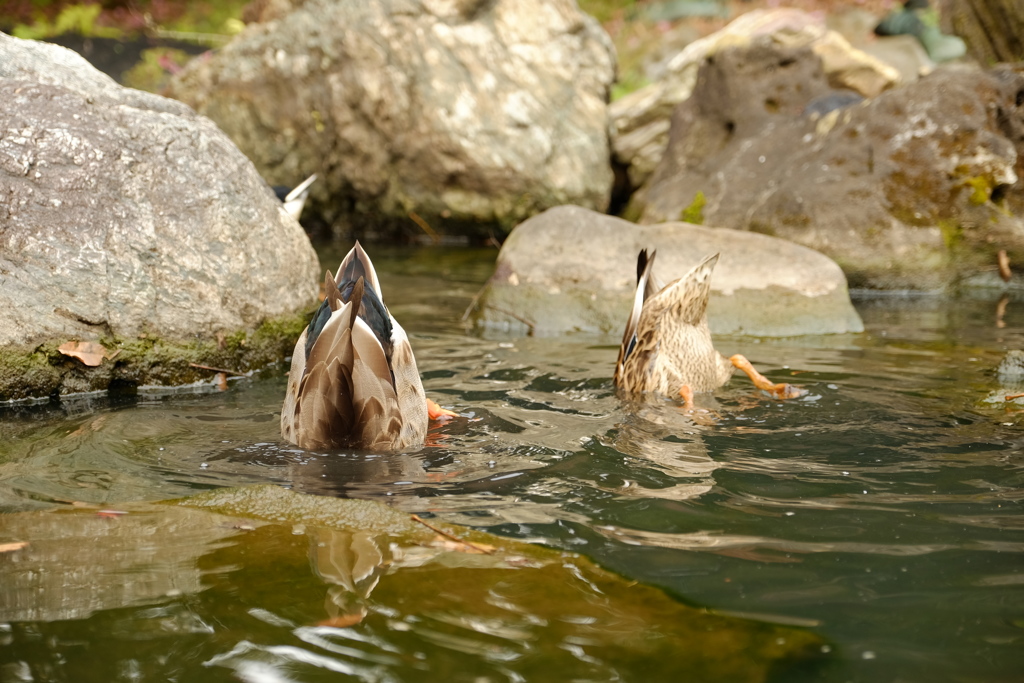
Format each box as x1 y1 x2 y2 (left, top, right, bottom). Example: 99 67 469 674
615 251 733 396
614 250 805 403
281 243 429 451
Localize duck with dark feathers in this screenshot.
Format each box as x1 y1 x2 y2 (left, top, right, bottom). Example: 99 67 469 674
614 250 804 406
281 242 455 451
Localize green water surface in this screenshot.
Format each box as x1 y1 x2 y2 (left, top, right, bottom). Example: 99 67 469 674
1 247 1022 682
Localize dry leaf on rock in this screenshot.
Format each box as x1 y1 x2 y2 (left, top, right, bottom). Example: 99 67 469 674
58 341 116 367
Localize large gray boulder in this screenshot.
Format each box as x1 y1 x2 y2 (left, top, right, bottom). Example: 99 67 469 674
630 43 1024 291
469 206 863 337
610 8 899 192
0 34 320 400
167 0 616 236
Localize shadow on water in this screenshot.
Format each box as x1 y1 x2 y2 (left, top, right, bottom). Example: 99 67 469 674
2 247 1024 681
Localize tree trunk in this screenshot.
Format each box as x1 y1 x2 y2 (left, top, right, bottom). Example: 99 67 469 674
938 0 1024 64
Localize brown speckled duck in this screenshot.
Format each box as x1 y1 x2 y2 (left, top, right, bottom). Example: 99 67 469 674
614 250 804 406
281 242 455 451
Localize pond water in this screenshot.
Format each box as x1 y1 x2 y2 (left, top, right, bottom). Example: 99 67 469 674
1 245 1022 682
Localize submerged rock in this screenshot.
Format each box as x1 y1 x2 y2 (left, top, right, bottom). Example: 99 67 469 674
0 34 320 400
167 0 616 237
997 350 1024 384
470 205 863 337
631 42 1024 291
983 349 1024 406
610 8 899 191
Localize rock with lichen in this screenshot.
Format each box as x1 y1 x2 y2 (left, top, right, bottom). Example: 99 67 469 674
166 0 616 238
629 41 1024 292
0 33 320 400
610 8 900 192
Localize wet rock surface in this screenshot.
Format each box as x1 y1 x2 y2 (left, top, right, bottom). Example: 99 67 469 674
470 205 863 337
630 42 1024 291
0 34 320 400
167 0 616 237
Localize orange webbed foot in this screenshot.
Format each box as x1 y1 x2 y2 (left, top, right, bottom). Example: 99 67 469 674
729 354 807 400
427 398 459 421
678 385 695 410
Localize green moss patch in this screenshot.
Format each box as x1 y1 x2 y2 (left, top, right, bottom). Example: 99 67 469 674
0 309 312 402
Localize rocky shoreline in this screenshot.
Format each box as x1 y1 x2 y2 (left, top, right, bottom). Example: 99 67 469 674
2 0 1022 398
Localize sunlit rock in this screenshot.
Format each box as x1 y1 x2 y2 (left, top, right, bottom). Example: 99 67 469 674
0 34 320 400
470 205 863 337
630 42 1024 291
167 0 616 236
611 8 899 191
860 35 936 83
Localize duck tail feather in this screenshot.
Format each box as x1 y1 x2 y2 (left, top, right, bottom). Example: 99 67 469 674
324 270 343 311
351 316 403 448
660 252 720 325
283 173 318 203
336 241 383 296
617 249 654 374
641 249 665 301
292 278 364 448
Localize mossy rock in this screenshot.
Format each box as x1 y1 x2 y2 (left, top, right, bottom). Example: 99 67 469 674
0 310 311 402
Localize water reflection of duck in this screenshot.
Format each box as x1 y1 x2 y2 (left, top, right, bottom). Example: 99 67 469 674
614 250 804 407
281 242 456 451
312 528 385 626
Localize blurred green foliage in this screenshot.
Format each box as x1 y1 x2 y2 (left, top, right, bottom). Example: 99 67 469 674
12 4 121 40
5 0 249 41
121 46 191 92
578 0 639 23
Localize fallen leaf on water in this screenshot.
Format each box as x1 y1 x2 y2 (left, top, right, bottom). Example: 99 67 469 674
411 514 495 554
430 535 496 555
0 541 28 553
58 341 115 367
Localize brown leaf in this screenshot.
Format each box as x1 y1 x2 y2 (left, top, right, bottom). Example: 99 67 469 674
0 541 28 553
998 249 1012 282
58 341 114 367
431 535 495 555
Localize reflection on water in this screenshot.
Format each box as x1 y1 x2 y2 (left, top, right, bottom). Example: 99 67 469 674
313 528 385 626
1 248 1024 681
